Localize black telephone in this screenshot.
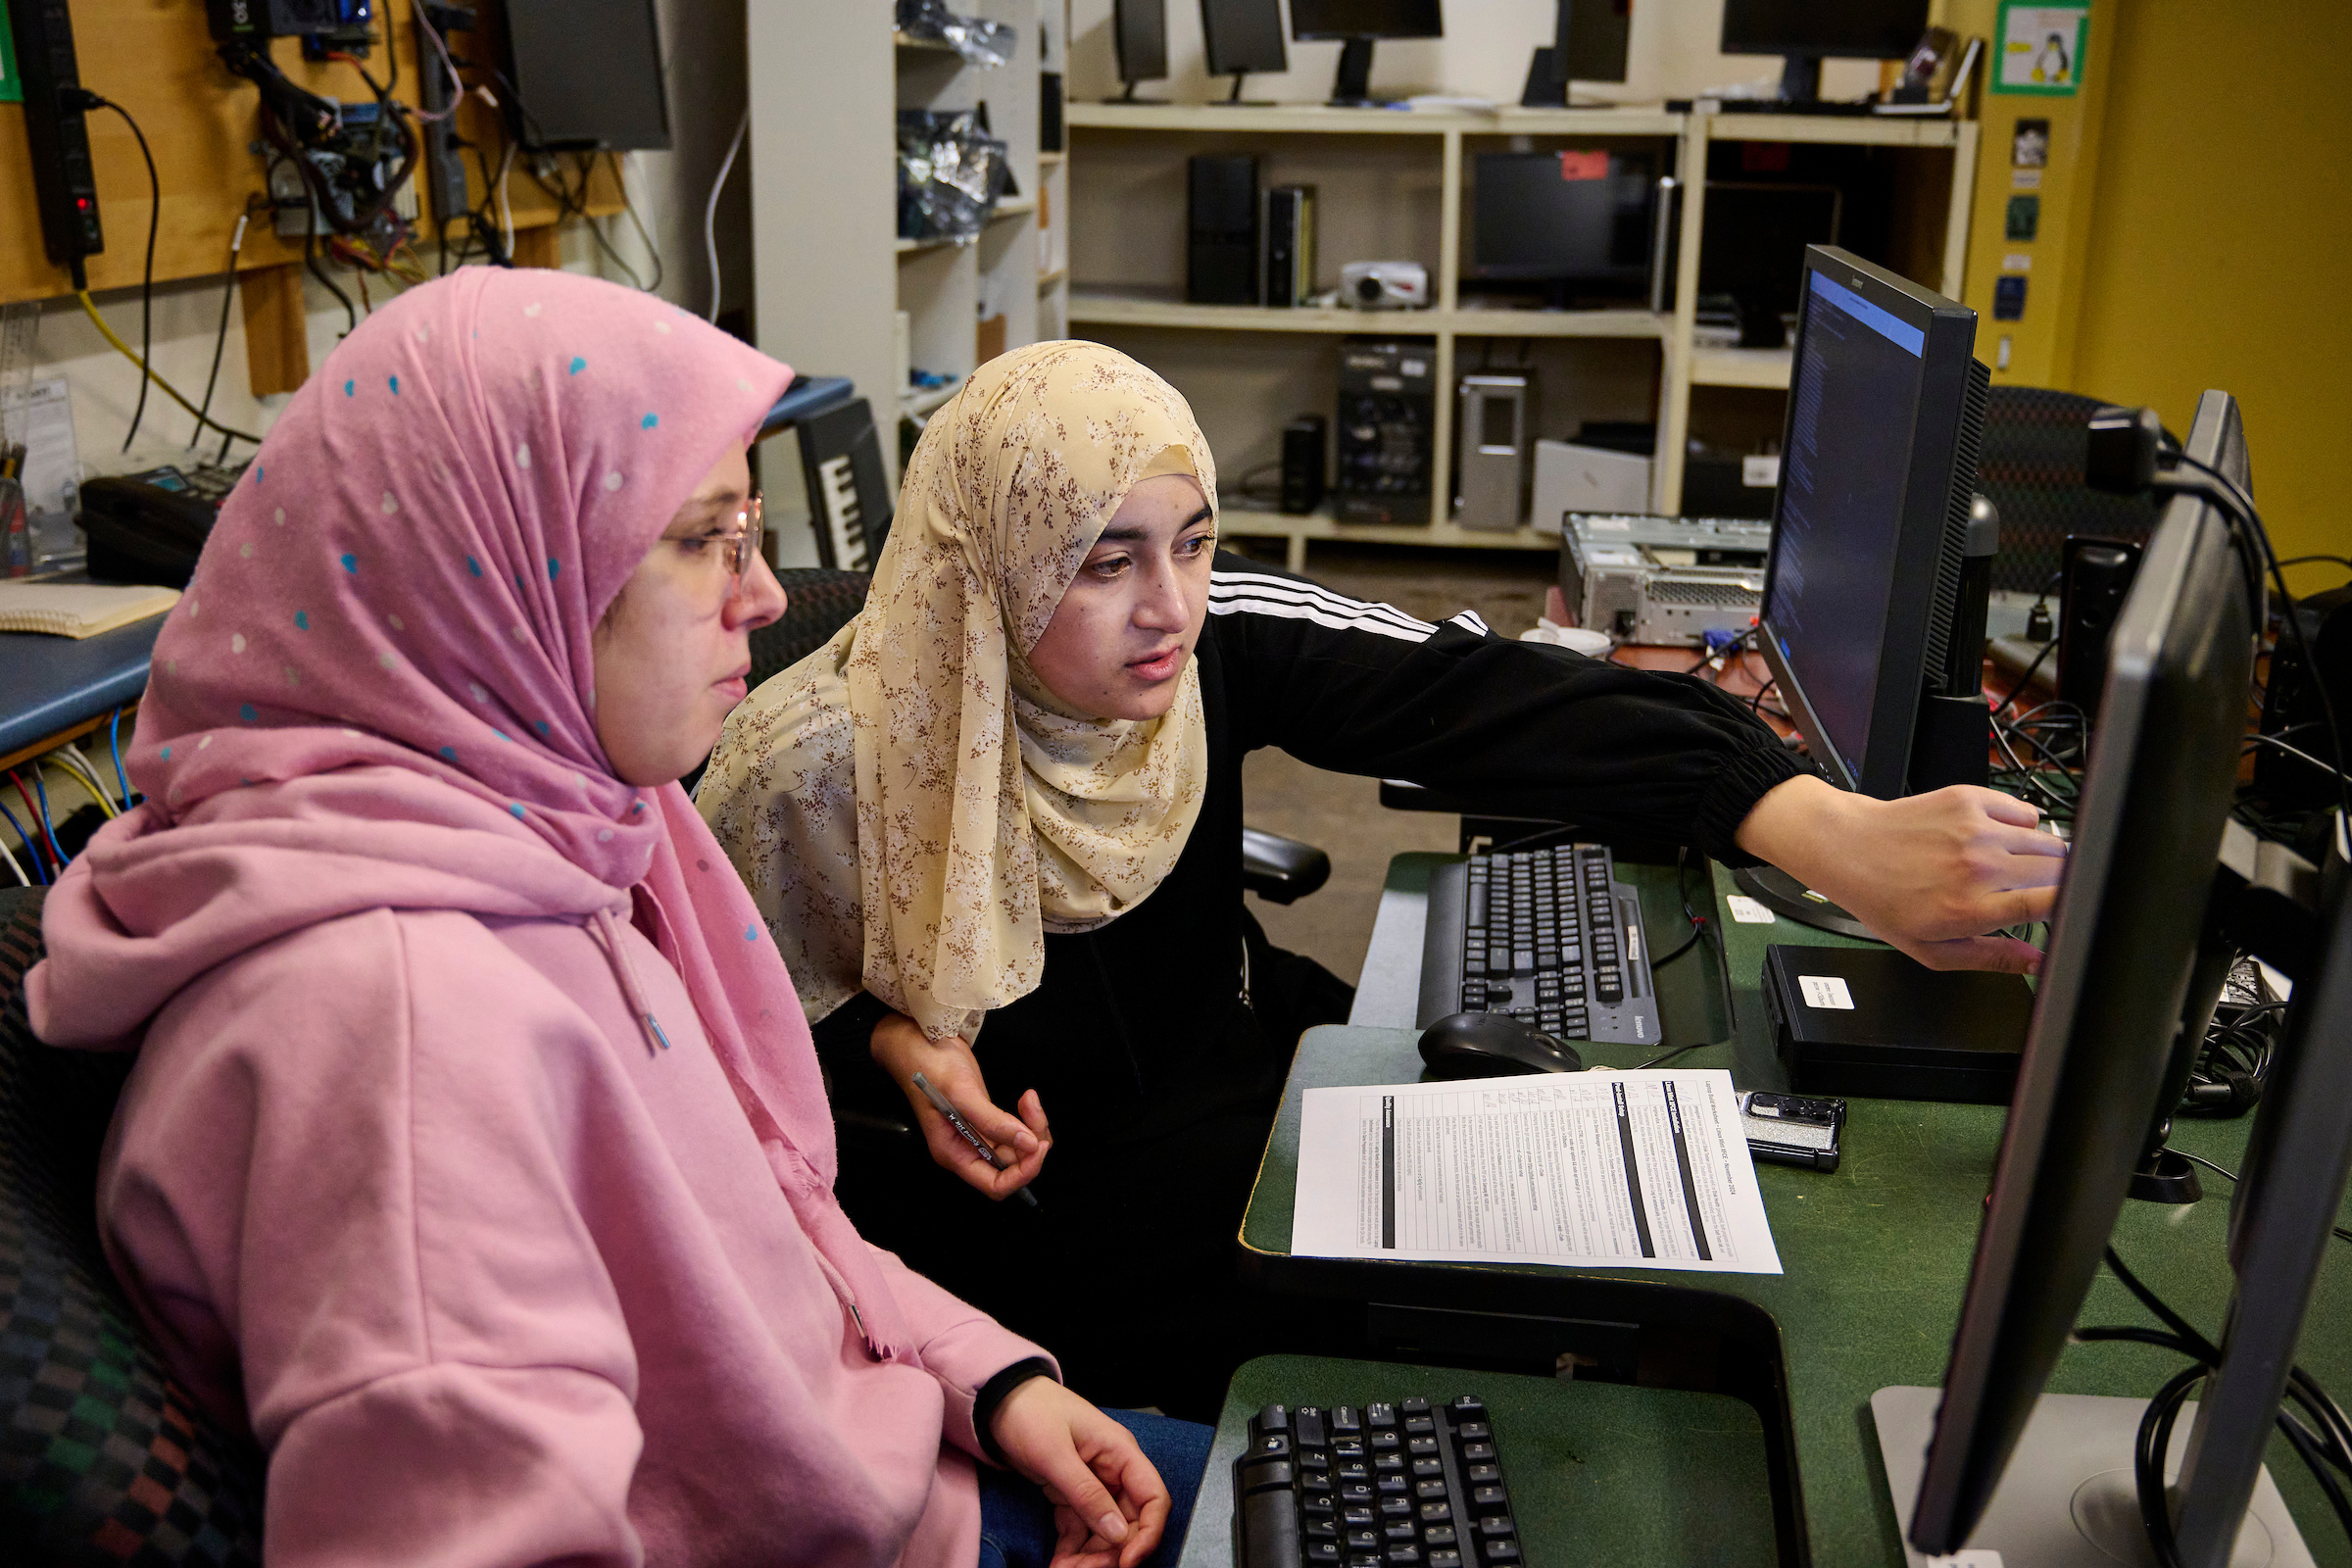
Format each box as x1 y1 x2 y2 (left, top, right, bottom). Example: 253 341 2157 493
79 464 246 587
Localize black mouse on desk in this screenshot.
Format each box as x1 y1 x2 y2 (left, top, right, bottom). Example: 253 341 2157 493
1418 1012 1585 1078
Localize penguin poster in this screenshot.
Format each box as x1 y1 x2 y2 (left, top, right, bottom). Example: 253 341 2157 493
1995 3 2090 96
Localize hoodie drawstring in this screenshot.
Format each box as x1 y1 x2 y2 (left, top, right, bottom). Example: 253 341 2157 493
593 906 672 1054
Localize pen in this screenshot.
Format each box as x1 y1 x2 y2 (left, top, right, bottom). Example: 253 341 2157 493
910 1071 1042 1210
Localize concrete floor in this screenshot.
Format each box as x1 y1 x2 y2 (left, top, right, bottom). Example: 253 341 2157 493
1229 542 1559 987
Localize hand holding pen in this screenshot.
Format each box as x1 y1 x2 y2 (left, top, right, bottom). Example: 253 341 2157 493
913 1071 1044 1210
870 1010 1050 1205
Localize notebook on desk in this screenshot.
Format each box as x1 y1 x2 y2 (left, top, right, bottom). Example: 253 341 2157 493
0 581 180 639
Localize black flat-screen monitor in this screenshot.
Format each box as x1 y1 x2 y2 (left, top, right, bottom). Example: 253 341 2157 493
1113 0 1170 96
503 0 669 151
1556 0 1631 82
1903 392 2297 1562
1202 0 1288 78
1721 0 1928 100
1696 183 1840 348
1467 150 1657 304
1756 246 1989 801
1292 0 1442 105
1290 0 1443 38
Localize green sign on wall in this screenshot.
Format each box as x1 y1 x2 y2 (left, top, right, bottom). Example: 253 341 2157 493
0 1 21 106
1993 1 2091 97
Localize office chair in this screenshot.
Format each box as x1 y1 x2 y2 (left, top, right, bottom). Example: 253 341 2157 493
1978 385 2169 597
0 886 266 1563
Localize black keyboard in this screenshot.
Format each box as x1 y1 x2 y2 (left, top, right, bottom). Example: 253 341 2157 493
1234 1396 1525 1568
1415 844 1662 1048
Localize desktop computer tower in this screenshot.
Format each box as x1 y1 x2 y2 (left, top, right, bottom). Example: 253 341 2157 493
1188 154 1261 306
1280 415 1327 514
1335 337 1435 524
1456 373 1534 531
1264 184 1315 308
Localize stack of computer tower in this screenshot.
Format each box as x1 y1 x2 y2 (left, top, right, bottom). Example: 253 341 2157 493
1335 338 1435 524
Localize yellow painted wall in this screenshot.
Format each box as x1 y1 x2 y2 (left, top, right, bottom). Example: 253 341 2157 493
2066 1 2351 565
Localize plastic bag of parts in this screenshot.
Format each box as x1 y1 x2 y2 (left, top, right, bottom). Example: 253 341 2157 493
894 0 1016 67
897 110 1010 244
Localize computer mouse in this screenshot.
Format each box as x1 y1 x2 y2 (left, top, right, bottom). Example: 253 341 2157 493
1417 1012 1585 1079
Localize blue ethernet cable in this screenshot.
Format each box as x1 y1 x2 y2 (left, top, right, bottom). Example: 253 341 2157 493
0 798 47 884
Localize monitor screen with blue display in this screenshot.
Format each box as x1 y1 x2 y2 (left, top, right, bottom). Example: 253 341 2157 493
1757 246 1988 799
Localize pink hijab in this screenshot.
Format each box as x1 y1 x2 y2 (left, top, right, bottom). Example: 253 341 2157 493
64 269 912 1352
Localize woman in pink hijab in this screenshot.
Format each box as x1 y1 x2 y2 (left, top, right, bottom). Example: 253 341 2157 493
27 270 1188 1567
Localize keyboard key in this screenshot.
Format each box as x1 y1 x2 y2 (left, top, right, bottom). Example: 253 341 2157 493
1467 1463 1498 1484
1254 1433 1293 1460
1456 1422 1490 1441
1303 1474 1333 1494
1477 1516 1516 1537
1257 1405 1291 1434
1298 1408 1328 1446
1414 1479 1447 1498
1419 1501 1454 1523
1301 1449 1330 1470
1240 1460 1294 1494
1412 1458 1443 1478
1334 1406 1362 1435
1341 1483 1373 1505
1385 1547 1422 1566
1374 1452 1403 1472
1347 1527 1379 1549
1483 1543 1520 1564
1307 1496 1338 1516
1306 1544 1341 1564
1380 1495 1411 1516
1336 1439 1365 1458
1372 1432 1401 1451
1377 1475 1408 1496
1426 1526 1457 1546
1448 1396 1486 1417
1383 1518 1415 1538
1472 1485 1507 1507
1307 1517 1340 1536
1461 1442 1495 1461
1428 1552 1463 1568
1407 1437 1437 1455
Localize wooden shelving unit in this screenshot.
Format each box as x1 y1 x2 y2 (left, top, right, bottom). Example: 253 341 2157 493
1063 99 1980 564
751 1 1062 558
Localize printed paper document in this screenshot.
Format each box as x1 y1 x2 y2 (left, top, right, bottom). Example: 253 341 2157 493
1293 1070 1782 1274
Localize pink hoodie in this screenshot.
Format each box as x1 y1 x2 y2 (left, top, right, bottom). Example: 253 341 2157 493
27 270 1049 1565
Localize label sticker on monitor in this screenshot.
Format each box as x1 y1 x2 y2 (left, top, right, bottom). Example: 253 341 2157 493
1926 1553 2004 1568
1726 895 1777 924
1741 455 1781 488
1557 149 1609 180
1799 975 1855 1010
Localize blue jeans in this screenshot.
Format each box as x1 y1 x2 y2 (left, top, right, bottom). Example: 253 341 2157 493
976 1408 1215 1568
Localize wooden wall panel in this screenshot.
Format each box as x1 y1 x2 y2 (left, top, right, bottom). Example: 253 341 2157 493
0 0 618 308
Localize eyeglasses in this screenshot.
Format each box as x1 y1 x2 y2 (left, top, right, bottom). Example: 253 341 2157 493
701 492 763 581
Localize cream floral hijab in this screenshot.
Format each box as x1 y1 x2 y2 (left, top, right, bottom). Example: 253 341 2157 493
700 341 1213 1041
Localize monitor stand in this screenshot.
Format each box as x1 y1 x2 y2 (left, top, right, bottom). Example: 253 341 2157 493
1871 1386 2309 1568
1211 72 1273 107
1731 864 1873 940
1107 82 1168 104
1327 37 1397 108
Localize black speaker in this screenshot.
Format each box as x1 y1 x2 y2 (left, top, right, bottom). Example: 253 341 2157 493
2057 535 2144 720
1281 416 1327 514
1263 184 1315 308
1188 154 1261 306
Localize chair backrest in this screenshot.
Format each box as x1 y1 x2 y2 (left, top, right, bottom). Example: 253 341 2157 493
1978 385 2169 597
750 568 874 690
0 887 266 1563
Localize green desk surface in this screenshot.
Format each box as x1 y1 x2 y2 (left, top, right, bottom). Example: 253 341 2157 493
1230 858 2352 1566
1182 1355 1775 1568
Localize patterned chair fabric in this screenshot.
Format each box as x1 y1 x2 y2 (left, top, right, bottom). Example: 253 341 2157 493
0 887 265 1564
1978 385 2170 597
752 567 874 689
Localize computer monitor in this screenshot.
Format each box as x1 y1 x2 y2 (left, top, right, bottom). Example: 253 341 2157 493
1720 0 1929 103
1291 0 1443 107
1696 183 1840 348
1755 246 1990 803
1465 150 1658 307
1894 392 2352 1567
1112 0 1169 103
1201 0 1287 104
502 0 669 150
1521 0 1632 108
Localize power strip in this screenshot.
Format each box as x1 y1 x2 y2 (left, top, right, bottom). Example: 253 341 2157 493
6 0 105 275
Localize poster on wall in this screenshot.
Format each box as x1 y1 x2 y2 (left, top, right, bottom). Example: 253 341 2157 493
1994 2 2090 96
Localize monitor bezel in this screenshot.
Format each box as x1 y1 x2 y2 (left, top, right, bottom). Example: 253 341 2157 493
1114 0 1171 84
1290 0 1444 42
1905 391 2261 1553
1755 245 1981 798
503 0 672 152
1463 150 1657 288
1718 0 1930 62
1202 0 1291 76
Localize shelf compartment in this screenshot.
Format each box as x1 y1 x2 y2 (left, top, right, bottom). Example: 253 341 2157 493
1070 294 1375 333
1068 102 1474 136
1692 111 1962 148
1447 308 1667 339
1220 507 1555 552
